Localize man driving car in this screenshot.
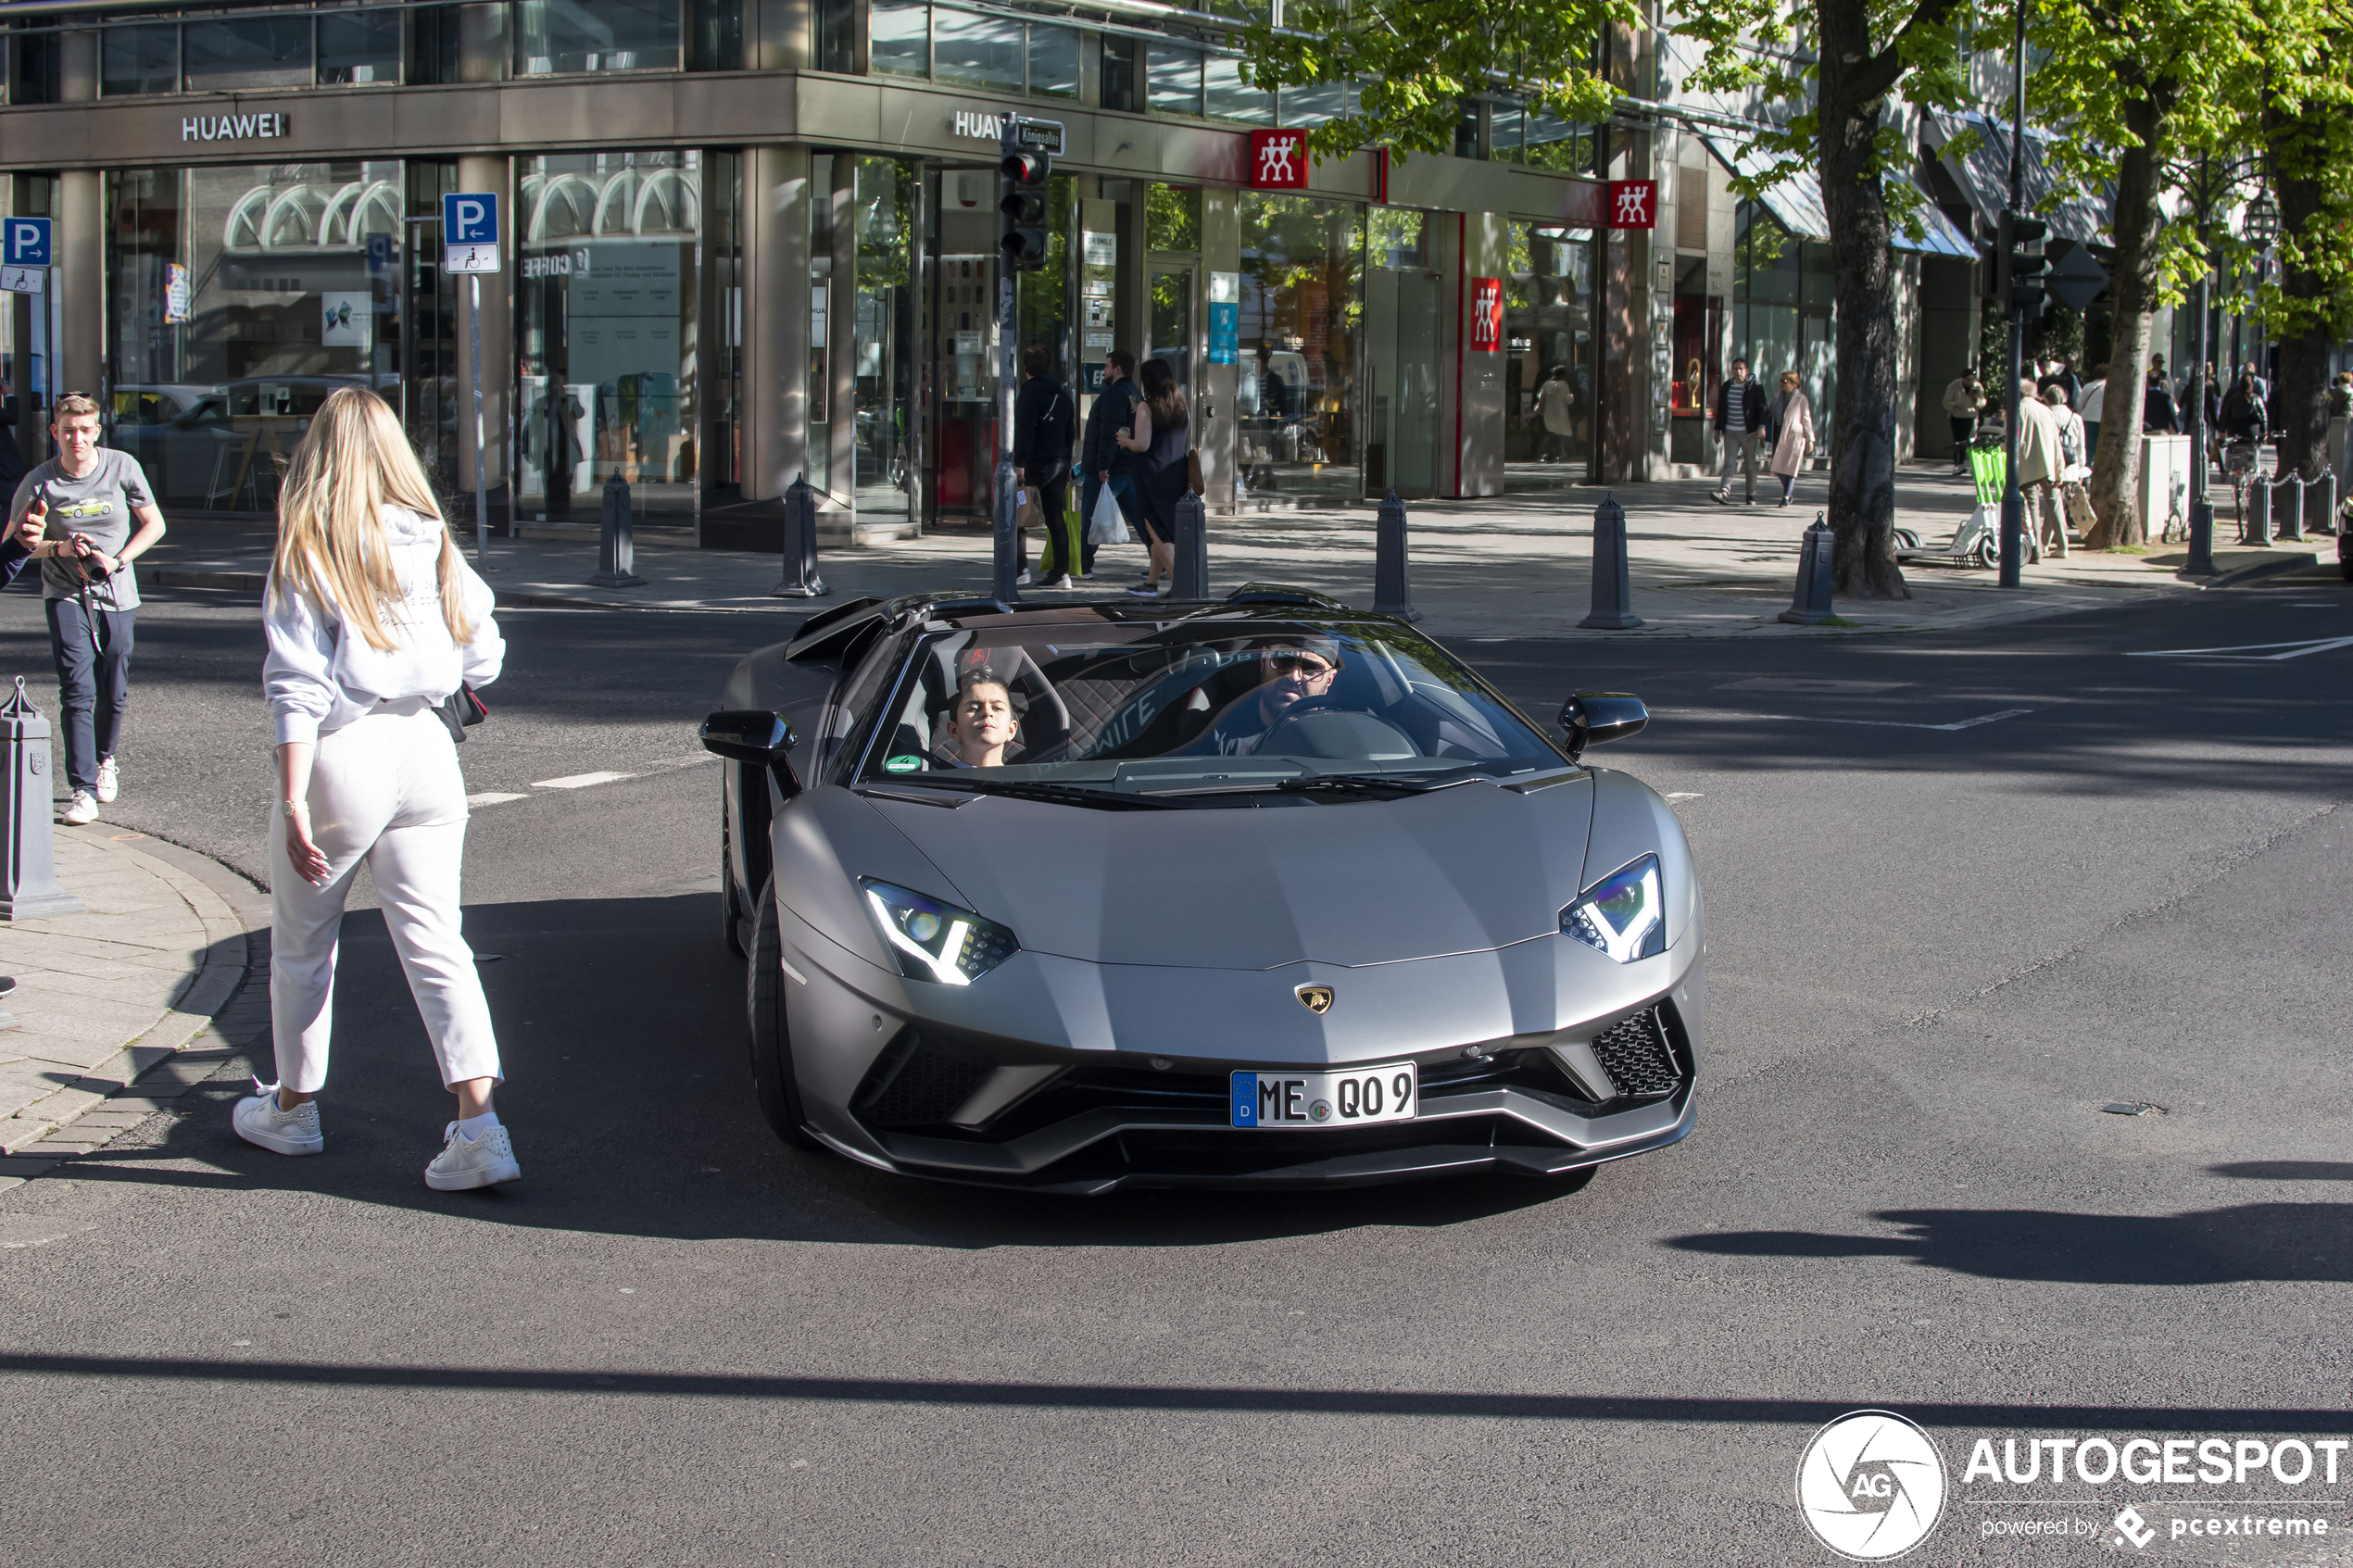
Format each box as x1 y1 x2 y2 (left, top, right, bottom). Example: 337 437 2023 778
1193 640 1340 756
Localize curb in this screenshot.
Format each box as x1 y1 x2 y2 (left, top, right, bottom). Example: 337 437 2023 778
149 567 782 615
0 832 271 1186
2196 549 2328 590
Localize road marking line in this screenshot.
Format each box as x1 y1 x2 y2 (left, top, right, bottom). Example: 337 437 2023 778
1678 707 2033 732
1665 792 1705 802
466 792 527 807
2125 636 2353 660
531 771 637 790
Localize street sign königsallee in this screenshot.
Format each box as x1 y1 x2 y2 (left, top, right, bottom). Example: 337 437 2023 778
1010 118 1063 155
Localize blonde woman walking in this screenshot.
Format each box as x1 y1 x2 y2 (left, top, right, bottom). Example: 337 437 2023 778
234 387 517 1191
1768 370 1816 506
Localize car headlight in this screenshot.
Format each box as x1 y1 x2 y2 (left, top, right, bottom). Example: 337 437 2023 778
1561 854 1666 963
858 878 1019 985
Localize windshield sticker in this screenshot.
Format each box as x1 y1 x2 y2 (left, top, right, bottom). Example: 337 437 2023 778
885 755 923 773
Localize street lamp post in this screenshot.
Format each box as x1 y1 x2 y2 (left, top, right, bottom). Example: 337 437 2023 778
2184 155 2218 576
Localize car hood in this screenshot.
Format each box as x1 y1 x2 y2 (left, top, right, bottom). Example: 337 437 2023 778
865 776 1595 969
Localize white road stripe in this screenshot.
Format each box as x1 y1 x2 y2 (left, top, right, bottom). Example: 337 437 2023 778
2125 636 2353 660
532 771 637 790
466 792 527 807
1675 707 2033 733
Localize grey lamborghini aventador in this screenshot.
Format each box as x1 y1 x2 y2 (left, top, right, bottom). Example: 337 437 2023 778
699 585 1703 1193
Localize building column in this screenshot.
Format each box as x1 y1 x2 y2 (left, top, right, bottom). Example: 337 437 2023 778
826 153 856 521
1453 211 1506 497
740 144 814 508
58 172 103 411
453 153 511 530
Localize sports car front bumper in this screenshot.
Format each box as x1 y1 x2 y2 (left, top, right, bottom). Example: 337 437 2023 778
779 899 1703 1193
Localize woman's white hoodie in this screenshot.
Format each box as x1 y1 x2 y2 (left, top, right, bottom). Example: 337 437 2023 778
263 505 504 746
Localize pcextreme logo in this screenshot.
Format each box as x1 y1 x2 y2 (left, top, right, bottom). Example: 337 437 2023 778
1796 1411 1948 1561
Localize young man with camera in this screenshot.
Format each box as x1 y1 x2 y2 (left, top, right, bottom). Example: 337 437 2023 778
6 392 169 826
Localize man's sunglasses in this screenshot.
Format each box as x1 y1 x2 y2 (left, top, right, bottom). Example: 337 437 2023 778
1264 654 1333 676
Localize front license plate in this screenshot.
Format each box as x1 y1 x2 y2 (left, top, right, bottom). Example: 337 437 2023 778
1230 1063 1417 1128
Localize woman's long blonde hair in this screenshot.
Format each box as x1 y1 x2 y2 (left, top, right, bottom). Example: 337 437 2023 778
271 386 475 652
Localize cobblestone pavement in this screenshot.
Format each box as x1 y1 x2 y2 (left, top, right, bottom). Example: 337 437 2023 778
141 465 2330 638
0 829 269 1191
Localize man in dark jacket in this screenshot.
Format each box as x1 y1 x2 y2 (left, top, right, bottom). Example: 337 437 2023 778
1710 358 1768 505
1076 348 1141 581
1013 345 1076 586
2142 370 2180 434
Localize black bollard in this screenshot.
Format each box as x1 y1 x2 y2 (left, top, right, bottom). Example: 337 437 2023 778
1780 513 1836 625
1579 493 1643 630
2320 468 2339 536
771 472 828 599
1371 489 1418 621
2282 470 2308 544
1173 490 1209 600
990 457 1022 605
589 472 648 588
0 678 84 919
2248 472 2273 547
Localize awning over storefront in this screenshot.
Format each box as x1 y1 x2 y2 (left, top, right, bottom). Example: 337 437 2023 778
1924 112 2110 245
1700 133 1975 257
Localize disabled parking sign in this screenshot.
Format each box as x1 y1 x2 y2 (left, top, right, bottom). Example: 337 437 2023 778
442 193 501 274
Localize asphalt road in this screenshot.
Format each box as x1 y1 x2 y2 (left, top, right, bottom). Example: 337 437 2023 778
2 573 2350 1566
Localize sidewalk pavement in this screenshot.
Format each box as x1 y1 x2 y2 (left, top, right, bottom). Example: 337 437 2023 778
141 465 2330 639
0 827 271 1190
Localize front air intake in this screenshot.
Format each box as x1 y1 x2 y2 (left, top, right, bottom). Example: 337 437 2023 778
1588 1007 1682 1100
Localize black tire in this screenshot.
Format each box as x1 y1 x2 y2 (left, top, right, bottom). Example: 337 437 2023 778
721 795 747 959
1977 535 2001 571
2340 555 2353 583
747 878 818 1148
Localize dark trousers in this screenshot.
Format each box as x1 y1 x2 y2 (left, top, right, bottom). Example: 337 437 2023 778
1948 417 1974 467
1077 472 1139 576
1029 470 1075 580
46 596 134 794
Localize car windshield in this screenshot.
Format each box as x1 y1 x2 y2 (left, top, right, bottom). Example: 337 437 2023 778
853 613 1567 800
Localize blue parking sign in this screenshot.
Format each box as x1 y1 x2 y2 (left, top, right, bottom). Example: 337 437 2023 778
5 217 51 268
442 193 498 245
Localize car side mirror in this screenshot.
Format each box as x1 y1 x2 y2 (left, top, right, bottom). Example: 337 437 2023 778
701 710 801 794
1558 693 1648 762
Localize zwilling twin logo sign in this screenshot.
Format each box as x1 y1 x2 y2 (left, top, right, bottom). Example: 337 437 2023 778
182 111 289 143
1469 278 1504 352
1249 130 1309 190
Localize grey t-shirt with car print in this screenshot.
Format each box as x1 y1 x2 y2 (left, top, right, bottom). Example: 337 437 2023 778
7 447 155 609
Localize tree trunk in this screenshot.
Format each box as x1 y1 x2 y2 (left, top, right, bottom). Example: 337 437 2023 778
1814 0 1908 597
2082 95 2165 549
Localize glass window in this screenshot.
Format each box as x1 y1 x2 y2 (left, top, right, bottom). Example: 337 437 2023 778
1147 184 1201 252
1204 56 1272 124
1028 23 1078 98
102 23 179 96
1524 110 1590 172
1148 44 1202 115
318 10 400 85
1278 81 1353 127
1503 220 1596 475
1489 103 1525 162
1100 35 1138 112
183 17 310 93
1237 194 1364 504
516 151 703 521
854 157 917 521
512 0 680 76
932 8 1022 91
812 0 856 71
688 0 744 70
1368 208 1423 270
410 6 463 83
104 160 407 512
871 0 929 78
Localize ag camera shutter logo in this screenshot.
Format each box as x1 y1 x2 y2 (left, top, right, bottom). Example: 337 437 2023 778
1796 1410 1947 1560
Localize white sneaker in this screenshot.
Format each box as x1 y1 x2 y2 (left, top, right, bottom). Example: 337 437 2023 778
233 1083 324 1156
1014 569 1034 586
60 790 98 826
425 1120 522 1191
94 757 120 804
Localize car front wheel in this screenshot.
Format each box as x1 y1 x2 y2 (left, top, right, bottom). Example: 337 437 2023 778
746 877 817 1148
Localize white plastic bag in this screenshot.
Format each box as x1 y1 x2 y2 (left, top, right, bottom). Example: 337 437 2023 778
1088 483 1131 546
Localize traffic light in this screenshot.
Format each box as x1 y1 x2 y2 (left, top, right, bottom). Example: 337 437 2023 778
1000 149 1051 271
1998 208 2049 320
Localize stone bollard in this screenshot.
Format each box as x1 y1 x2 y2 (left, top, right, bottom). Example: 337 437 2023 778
1579 494 1642 630
2319 468 2339 535
1780 513 1837 625
588 472 648 588
771 472 829 599
1173 490 1209 600
2248 472 2272 547
0 678 85 920
1371 489 1418 621
2281 470 2308 544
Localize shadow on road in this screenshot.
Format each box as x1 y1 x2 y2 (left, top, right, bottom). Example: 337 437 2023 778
57 892 1581 1248
1666 1198 2353 1285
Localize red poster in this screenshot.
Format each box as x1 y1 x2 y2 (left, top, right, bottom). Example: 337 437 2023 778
1469 277 1503 353
1606 180 1657 230
1250 130 1311 190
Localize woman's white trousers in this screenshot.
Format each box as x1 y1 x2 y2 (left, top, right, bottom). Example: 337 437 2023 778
269 700 500 1094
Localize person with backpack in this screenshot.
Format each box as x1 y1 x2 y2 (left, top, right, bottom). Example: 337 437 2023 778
237 386 517 1192
1013 345 1077 587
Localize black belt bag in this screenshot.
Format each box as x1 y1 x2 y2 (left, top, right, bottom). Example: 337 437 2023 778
434 684 488 743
